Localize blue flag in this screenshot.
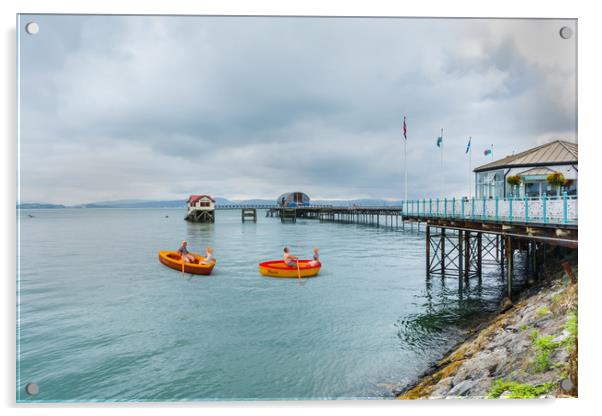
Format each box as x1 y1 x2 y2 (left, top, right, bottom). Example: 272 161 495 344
465 137 471 154
436 136 442 148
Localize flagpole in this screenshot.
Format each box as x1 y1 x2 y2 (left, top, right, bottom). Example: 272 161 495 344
404 137 407 203
402 116 408 204
468 136 472 198
440 128 444 195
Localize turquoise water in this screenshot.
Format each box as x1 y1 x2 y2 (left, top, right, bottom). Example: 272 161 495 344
17 208 512 402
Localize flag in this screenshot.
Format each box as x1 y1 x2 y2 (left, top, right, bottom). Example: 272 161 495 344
465 137 471 154
484 149 492 156
402 116 407 141
436 136 443 148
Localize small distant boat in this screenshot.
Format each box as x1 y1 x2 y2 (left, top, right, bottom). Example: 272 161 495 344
258 260 321 278
158 250 216 275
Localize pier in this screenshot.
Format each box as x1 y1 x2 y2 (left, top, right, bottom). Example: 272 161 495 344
185 192 577 300
241 208 257 223
264 194 578 299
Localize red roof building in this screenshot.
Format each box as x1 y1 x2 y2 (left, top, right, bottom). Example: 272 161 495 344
188 194 215 204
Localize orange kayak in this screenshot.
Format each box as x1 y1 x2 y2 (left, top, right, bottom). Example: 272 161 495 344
258 260 321 278
158 250 216 275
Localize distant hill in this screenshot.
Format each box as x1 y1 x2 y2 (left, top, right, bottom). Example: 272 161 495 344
81 200 186 209
17 197 403 209
17 203 66 209
227 199 274 206
313 199 402 207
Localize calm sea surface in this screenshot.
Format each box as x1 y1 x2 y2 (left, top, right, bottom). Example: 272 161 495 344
17 208 516 401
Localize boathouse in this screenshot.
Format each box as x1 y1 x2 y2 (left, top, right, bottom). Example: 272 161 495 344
474 140 577 198
277 192 310 208
185 194 215 222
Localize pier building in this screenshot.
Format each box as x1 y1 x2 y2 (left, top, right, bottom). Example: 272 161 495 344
474 140 577 199
277 192 310 208
185 194 215 222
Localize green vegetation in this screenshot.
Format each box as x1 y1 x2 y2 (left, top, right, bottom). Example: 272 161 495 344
519 324 529 332
506 175 522 197
533 351 553 373
530 330 561 373
563 312 578 351
551 293 561 304
536 306 551 318
507 175 522 187
488 379 553 399
565 313 577 338
546 172 567 188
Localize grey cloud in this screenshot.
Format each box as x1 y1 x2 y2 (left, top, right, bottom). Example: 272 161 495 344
18 16 576 204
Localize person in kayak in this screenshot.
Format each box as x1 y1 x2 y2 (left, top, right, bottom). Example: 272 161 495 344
200 247 214 265
308 248 320 266
283 247 298 267
177 240 196 263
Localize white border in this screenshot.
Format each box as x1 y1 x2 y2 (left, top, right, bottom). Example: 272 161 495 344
2 1 601 415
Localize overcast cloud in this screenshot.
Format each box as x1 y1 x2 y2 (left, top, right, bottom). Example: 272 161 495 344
18 15 576 204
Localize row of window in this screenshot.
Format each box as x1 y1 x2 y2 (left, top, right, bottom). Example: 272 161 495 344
475 170 577 198
189 201 212 207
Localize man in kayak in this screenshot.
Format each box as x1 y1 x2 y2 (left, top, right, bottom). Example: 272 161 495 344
177 240 196 263
283 247 298 267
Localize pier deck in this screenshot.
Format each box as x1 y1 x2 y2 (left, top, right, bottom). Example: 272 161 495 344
265 197 577 300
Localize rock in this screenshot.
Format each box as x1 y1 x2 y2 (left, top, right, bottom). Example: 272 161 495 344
554 348 570 363
499 390 512 399
531 314 552 328
500 297 513 311
560 378 574 392
505 325 519 333
466 378 493 396
447 380 476 396
552 330 570 344
430 377 453 396
490 331 514 347
507 339 531 357
475 322 490 331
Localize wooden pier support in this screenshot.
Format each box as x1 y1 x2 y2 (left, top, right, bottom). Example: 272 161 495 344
426 225 431 278
506 236 513 298
458 230 464 284
477 232 482 277
440 228 446 275
426 225 501 285
464 230 470 280
185 209 215 223
242 208 257 223
281 208 296 223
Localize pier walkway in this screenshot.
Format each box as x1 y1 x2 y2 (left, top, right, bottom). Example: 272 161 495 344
265 194 578 299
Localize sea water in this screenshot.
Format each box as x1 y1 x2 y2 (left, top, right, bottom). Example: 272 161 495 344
17 208 512 401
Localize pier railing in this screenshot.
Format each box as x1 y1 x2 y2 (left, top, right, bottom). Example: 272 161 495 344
401 193 577 225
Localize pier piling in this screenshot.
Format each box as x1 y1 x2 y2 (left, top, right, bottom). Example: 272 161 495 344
242 208 257 223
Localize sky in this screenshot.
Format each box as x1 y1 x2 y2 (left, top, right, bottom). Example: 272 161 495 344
18 15 577 205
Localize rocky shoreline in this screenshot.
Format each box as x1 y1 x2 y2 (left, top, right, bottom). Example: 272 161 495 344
395 255 578 400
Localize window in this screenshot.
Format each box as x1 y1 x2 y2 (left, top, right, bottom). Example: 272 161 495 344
476 169 505 198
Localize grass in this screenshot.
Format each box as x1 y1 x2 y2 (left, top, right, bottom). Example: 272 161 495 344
563 312 578 350
565 312 577 337
488 379 553 399
530 330 561 373
536 306 551 318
